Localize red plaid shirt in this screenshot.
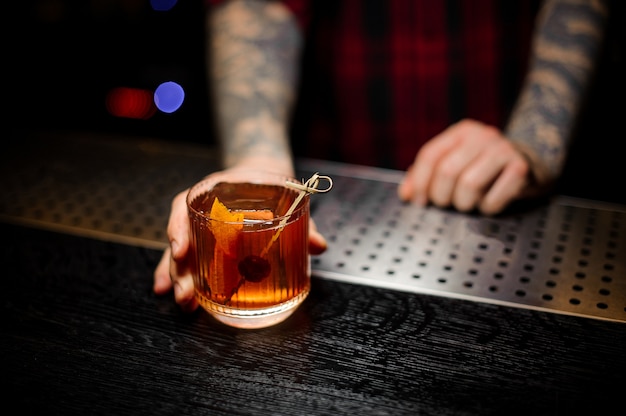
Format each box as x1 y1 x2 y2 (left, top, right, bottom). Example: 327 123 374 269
208 0 541 170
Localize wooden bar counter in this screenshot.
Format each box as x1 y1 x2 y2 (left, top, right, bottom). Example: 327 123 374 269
1 131 624 415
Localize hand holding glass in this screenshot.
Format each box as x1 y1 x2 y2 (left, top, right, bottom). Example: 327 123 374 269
187 170 331 329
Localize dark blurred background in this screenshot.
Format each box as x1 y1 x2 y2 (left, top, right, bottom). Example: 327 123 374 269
6 0 626 204
8 0 214 144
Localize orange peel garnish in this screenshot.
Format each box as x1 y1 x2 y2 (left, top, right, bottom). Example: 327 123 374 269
210 196 244 256
242 210 274 221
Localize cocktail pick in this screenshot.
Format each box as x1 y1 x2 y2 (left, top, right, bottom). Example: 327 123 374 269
261 172 333 257
228 173 333 304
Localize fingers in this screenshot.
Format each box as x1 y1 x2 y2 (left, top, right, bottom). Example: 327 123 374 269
168 250 198 313
428 134 493 208
153 245 198 312
479 153 529 215
153 188 199 313
153 247 174 295
308 218 327 255
167 190 191 261
451 141 529 214
398 122 463 205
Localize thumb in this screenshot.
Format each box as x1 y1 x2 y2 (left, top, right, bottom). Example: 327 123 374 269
308 218 327 255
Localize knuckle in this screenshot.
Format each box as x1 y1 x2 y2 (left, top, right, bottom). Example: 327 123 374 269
437 159 461 179
457 171 484 194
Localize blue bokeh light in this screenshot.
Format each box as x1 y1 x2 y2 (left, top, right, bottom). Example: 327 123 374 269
154 81 185 114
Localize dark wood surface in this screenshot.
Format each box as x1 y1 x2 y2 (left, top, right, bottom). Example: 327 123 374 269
1 222 624 416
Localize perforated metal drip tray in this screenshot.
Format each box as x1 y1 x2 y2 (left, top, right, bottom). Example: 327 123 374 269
297 160 626 324
1 132 625 323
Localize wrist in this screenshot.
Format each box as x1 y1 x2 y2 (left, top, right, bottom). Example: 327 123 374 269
225 156 295 178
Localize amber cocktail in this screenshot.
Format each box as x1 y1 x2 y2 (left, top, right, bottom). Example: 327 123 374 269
187 170 310 329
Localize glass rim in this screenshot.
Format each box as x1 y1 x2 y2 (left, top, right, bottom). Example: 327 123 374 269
186 170 308 224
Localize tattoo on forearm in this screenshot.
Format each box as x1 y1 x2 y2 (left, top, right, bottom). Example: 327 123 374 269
506 0 608 182
207 0 303 168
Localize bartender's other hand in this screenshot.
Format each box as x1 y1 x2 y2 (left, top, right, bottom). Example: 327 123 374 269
153 168 328 312
398 119 531 216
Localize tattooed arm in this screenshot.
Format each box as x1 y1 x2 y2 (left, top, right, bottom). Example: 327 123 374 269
399 0 608 215
505 0 608 189
207 0 303 177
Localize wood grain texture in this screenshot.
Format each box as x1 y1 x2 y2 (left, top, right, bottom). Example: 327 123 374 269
1 223 624 415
